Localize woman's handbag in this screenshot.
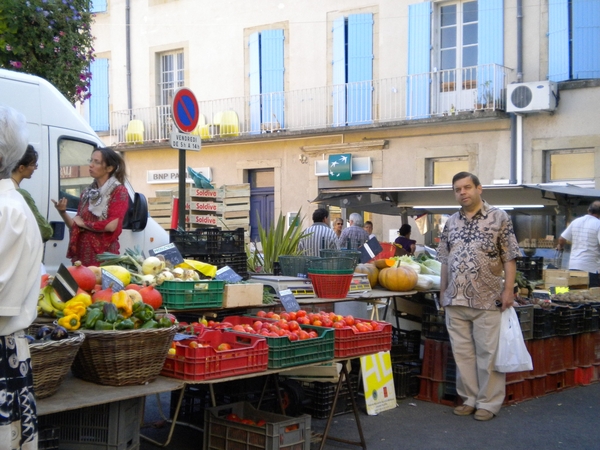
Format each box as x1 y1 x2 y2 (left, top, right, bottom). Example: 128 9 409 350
494 306 533 373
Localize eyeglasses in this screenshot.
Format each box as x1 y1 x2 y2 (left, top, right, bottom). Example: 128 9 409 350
28 163 38 168
88 158 104 166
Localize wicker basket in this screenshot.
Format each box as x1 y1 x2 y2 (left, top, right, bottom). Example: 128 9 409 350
71 326 177 386
28 326 85 399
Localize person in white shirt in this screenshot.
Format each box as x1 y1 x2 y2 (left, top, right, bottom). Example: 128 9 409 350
298 208 339 257
364 220 376 240
0 105 43 449
557 201 600 287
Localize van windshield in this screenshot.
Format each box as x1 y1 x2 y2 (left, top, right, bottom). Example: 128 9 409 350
59 139 96 210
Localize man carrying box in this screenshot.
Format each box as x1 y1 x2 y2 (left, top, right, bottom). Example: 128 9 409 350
557 201 600 288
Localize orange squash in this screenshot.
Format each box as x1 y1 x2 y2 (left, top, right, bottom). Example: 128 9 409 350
354 263 380 288
378 266 419 292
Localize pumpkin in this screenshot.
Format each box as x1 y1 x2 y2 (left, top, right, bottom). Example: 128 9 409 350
139 285 163 310
354 263 380 288
378 266 419 292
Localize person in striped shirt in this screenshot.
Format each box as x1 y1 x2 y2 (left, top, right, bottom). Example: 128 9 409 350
298 208 339 257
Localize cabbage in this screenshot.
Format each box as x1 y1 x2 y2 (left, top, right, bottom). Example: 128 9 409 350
417 262 437 275
418 274 441 290
415 274 434 291
397 256 421 274
421 259 442 275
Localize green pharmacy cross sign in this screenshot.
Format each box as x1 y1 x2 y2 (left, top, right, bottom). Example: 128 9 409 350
328 153 352 181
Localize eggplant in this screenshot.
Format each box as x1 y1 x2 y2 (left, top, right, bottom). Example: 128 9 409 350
35 325 53 341
50 325 69 341
25 335 35 344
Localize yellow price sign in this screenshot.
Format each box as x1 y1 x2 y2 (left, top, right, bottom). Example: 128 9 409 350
554 286 570 294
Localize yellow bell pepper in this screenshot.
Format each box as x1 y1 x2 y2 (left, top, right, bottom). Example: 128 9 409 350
71 292 92 307
111 290 133 319
63 301 87 318
58 313 81 331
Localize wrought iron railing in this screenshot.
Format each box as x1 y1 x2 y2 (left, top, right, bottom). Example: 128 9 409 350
111 64 513 145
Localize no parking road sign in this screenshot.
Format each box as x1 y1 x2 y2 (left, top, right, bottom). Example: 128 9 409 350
171 88 200 133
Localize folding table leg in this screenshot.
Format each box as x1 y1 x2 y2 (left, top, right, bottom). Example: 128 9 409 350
318 361 367 450
140 386 186 448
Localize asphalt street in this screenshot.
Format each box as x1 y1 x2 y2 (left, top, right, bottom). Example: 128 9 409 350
140 380 600 450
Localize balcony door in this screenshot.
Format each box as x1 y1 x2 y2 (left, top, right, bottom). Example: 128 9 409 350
437 1 478 113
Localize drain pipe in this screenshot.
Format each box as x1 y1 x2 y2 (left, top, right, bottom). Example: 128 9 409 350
126 0 132 114
509 0 524 184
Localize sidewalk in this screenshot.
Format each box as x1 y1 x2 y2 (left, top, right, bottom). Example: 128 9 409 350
140 381 600 449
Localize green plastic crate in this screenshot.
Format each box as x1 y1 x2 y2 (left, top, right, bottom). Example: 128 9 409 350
223 316 335 369
204 401 311 450
157 280 224 310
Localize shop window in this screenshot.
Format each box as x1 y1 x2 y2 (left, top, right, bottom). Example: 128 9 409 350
426 157 469 185
545 150 594 183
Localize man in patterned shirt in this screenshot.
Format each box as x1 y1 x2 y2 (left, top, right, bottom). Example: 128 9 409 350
298 208 339 257
339 212 370 250
437 172 520 421
557 201 600 287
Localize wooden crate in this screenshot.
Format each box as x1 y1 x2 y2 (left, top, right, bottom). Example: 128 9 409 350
148 195 176 230
543 269 589 288
222 283 264 308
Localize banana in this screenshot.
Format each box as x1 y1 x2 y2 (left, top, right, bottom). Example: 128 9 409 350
37 290 58 316
45 286 66 312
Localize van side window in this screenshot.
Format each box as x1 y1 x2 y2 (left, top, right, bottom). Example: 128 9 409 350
58 139 96 211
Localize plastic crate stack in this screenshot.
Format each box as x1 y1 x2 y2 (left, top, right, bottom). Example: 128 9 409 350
391 328 422 399
299 373 360 419
170 227 248 280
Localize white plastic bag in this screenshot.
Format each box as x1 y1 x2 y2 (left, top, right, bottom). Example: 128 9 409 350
494 307 533 373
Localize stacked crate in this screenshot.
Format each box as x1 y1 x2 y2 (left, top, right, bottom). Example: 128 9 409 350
186 187 220 228
148 189 176 230
216 184 250 231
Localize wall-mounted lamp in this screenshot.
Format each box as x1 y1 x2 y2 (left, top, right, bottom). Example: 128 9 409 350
298 154 308 164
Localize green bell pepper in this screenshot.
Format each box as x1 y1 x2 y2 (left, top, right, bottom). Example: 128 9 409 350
134 303 155 322
140 319 159 329
94 320 114 331
103 302 119 323
115 318 135 330
84 308 104 329
158 317 173 328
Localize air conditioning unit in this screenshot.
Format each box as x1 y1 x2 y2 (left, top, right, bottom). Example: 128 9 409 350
506 81 558 113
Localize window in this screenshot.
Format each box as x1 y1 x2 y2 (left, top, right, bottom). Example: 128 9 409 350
545 150 595 183
332 13 374 126
90 0 107 13
88 58 109 132
58 139 97 211
548 0 600 81
249 30 285 133
158 51 185 106
407 0 503 117
427 157 469 185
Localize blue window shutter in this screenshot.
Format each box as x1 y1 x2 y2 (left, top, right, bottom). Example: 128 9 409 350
90 0 107 13
478 0 504 106
249 32 261 134
548 0 570 81
478 0 503 65
572 0 600 79
332 16 347 126
407 2 431 119
260 29 285 129
347 13 373 125
89 58 109 132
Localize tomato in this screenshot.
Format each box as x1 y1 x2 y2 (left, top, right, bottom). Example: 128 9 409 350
296 309 307 318
226 413 240 422
333 321 346 329
188 341 199 348
217 343 232 351
256 419 267 427
256 310 267 318
344 315 355 326
288 311 297 321
288 320 299 331
312 319 322 327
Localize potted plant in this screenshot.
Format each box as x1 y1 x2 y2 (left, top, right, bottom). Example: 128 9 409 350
476 80 495 110
246 209 308 274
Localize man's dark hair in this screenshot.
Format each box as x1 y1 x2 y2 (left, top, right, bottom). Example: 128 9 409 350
399 224 412 236
588 201 600 215
365 221 373 226
312 208 329 223
452 171 481 188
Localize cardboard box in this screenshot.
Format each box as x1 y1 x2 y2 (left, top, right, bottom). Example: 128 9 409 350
222 283 264 308
543 269 589 288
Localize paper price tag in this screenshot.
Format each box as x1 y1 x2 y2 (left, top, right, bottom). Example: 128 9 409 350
150 243 184 266
216 266 243 283
101 269 125 292
279 289 300 312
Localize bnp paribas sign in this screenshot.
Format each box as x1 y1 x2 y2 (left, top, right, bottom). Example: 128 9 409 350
328 153 352 181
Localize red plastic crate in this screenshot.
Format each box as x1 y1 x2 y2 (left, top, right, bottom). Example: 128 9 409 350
564 368 577 389
527 339 546 377
370 242 398 261
545 371 566 393
574 332 595 367
505 370 527 384
574 366 594 385
332 319 392 358
524 376 546 398
161 330 268 381
503 380 525 405
545 337 566 374
562 335 575 369
593 331 600 364
421 339 450 382
416 377 461 406
223 316 334 369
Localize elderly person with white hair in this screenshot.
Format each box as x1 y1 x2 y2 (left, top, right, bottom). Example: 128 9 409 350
338 212 370 250
0 105 43 449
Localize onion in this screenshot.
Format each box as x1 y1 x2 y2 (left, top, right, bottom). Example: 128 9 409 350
142 256 165 275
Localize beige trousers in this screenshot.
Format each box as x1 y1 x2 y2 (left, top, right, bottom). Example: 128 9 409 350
445 305 506 414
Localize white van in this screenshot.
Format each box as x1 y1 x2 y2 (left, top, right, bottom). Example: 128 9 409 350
0 69 170 274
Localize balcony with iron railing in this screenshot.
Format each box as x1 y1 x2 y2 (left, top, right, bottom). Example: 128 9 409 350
111 64 513 146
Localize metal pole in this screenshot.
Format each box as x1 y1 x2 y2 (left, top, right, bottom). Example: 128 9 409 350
178 150 186 229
